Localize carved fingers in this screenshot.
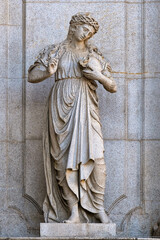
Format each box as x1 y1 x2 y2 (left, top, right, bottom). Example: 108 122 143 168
82 69 103 81
48 58 58 75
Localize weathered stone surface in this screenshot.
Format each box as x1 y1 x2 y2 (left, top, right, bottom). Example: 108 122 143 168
8 26 23 79
128 79 142 140
0 79 7 141
0 0 8 25
0 0 159 238
40 223 116 237
104 140 141 217
125 4 142 74
144 78 160 139
8 0 22 26
98 78 125 140
8 143 23 188
144 3 160 75
26 2 125 74
0 26 8 78
144 141 160 202
25 140 46 208
0 143 7 188
8 79 23 142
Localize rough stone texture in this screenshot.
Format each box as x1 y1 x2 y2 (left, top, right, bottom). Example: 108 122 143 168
0 0 159 238
40 223 116 237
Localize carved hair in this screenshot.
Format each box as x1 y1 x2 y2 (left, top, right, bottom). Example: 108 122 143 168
70 13 99 33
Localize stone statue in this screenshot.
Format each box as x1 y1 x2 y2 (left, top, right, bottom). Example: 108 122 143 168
28 13 117 224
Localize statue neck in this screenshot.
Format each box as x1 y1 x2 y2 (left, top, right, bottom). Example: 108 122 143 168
70 38 86 51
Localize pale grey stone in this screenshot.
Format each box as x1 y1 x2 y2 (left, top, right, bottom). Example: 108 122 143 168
25 140 46 208
26 77 53 105
144 3 160 74
0 213 28 237
0 143 7 188
8 143 23 188
144 79 160 139
26 3 125 73
104 140 126 211
144 141 160 202
145 200 160 227
8 79 23 142
40 223 116 237
7 188 24 211
25 0 125 2
0 26 8 78
127 141 141 203
121 209 150 238
8 26 23 79
104 140 141 216
128 79 142 140
125 3 142 74
26 103 45 139
28 13 117 225
8 0 22 26
0 79 7 141
0 188 7 210
98 78 125 139
0 0 8 25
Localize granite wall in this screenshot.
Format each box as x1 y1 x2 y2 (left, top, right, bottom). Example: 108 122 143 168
0 0 160 237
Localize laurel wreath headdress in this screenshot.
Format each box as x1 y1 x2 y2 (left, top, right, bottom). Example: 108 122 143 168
70 13 99 33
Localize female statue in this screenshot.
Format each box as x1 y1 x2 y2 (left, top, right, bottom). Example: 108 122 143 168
28 13 117 224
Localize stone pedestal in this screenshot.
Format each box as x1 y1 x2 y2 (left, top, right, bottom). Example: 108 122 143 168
40 223 116 238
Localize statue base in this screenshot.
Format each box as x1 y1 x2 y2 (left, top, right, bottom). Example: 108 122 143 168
40 223 116 238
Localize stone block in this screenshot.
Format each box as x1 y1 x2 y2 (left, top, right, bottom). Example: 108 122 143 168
125 3 142 74
40 223 116 237
0 213 28 237
26 103 45 139
7 143 23 188
0 0 8 25
104 140 141 216
145 200 160 222
26 2 125 73
25 140 46 209
8 26 22 79
144 141 160 202
0 79 7 141
9 0 22 26
144 3 160 75
98 78 125 139
104 140 126 211
127 141 141 203
8 79 23 142
0 188 7 210
7 187 24 211
0 143 6 188
0 26 8 78
128 79 142 140
144 78 160 139
26 78 53 105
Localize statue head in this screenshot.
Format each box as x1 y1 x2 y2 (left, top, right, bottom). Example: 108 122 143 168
67 13 99 42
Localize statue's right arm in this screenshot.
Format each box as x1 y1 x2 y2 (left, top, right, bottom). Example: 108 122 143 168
28 64 52 83
28 58 58 83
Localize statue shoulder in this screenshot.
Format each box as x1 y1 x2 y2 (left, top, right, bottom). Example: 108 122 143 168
36 43 61 67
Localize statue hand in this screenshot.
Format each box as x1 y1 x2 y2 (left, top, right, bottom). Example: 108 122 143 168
82 69 103 82
48 58 58 75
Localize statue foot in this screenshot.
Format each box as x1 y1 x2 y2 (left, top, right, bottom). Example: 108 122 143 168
63 203 81 223
63 215 81 223
96 210 112 224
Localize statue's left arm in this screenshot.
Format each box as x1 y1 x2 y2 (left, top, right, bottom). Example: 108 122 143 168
83 68 117 93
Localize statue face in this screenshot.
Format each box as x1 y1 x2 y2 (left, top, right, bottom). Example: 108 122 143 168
73 24 95 41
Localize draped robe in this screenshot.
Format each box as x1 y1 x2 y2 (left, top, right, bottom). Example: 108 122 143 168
33 44 107 222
